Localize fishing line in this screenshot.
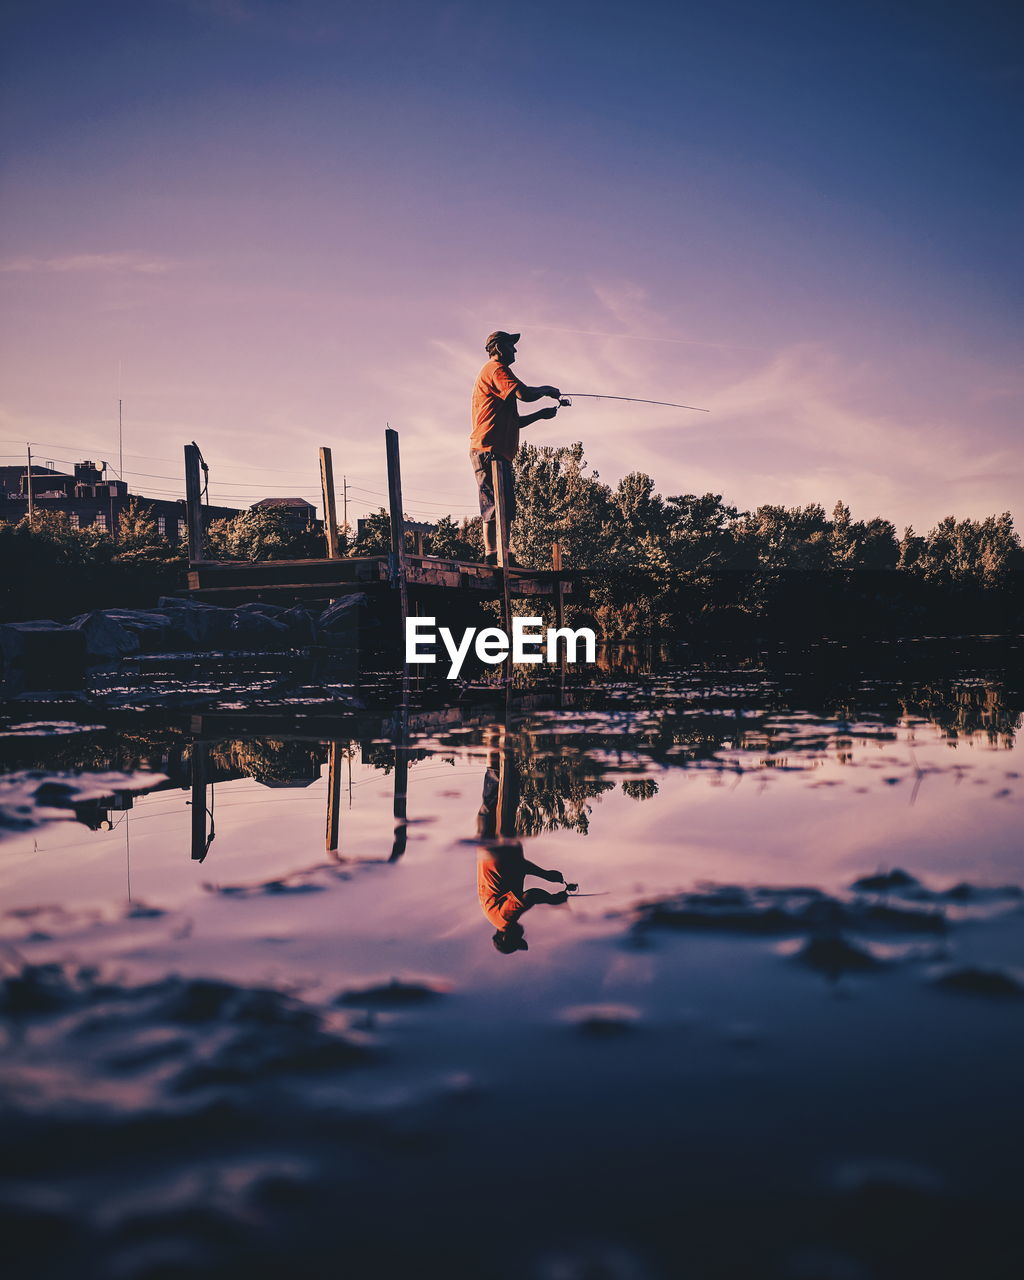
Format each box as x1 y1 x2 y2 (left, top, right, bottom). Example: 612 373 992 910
559 393 709 413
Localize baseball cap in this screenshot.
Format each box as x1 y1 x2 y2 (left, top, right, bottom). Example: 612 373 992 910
485 330 520 352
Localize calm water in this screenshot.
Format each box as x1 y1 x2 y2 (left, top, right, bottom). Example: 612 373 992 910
2 642 1023 1279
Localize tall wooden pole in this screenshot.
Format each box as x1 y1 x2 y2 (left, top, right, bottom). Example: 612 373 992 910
385 427 409 629
491 457 513 643
552 541 566 674
183 444 207 563
319 447 341 558
25 445 35 527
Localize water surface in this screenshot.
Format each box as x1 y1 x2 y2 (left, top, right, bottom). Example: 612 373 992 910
2 643 1022 1279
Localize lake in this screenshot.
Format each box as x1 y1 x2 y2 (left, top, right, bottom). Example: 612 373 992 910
2 638 1022 1279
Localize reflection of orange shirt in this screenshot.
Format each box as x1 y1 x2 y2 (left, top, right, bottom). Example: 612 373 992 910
477 847 526 930
470 359 524 460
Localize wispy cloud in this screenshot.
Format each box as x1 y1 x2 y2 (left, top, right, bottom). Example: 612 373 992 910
0 252 175 275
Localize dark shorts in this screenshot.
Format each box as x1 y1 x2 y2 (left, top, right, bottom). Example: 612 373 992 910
470 450 516 525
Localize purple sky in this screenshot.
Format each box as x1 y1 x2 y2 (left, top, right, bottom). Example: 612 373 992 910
1 0 1021 531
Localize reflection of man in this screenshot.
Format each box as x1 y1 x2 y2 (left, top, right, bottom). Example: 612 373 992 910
477 842 568 954
470 331 561 566
476 751 568 953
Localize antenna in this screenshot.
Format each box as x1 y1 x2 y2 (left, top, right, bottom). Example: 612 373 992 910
118 398 123 480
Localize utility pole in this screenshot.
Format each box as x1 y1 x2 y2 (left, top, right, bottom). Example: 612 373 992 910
342 474 348 539
26 444 34 527
118 398 123 480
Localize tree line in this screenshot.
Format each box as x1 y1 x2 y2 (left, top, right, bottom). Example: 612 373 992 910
2 443 1020 635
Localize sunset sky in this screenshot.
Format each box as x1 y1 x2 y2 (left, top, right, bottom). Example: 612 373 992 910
1 0 1020 532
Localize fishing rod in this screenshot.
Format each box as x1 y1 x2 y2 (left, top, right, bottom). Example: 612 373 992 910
558 393 709 413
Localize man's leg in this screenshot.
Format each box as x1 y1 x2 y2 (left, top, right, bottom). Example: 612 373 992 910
470 450 497 559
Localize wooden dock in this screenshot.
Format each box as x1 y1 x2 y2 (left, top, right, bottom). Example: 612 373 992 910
187 553 576 605
183 429 580 628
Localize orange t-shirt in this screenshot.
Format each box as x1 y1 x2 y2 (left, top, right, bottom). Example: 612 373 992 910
470 359 524 460
477 847 526 930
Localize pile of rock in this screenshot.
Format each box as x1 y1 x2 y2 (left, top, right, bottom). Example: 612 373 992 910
0 594 365 682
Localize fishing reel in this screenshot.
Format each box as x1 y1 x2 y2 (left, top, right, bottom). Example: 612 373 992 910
558 397 572 408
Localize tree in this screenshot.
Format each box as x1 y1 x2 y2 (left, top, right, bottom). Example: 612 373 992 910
207 507 304 561
429 514 481 560
911 513 1022 587
117 500 159 550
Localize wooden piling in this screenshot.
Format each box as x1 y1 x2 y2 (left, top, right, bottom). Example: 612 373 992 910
319 447 341 559
385 428 409 629
326 739 342 856
552 541 567 673
491 456 513 644
184 444 207 563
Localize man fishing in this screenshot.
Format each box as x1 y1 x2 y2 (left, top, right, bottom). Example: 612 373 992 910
470 330 561 566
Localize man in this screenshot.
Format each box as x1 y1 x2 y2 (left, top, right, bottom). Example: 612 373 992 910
470 330 561 566
477 840 569 954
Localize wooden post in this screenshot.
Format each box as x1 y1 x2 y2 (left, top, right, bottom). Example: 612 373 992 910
385 427 409 628
319 447 341 559
326 740 342 857
183 444 207 563
412 530 425 558
491 457 513 643
25 445 35 527
552 541 566 673
190 742 210 862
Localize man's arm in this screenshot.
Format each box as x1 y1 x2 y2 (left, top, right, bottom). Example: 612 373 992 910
523 860 564 882
516 383 561 403
518 405 559 429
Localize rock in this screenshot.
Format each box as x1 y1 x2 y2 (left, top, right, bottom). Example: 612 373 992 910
235 601 288 618
229 610 291 644
794 934 883 975
1 619 71 663
99 609 175 651
0 620 87 687
160 603 234 648
318 594 366 634
852 868 921 893
559 1004 641 1036
932 965 1024 998
280 606 317 645
335 977 450 1007
69 610 141 661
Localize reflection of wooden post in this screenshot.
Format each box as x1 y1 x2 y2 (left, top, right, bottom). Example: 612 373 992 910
319 447 340 559
385 428 409 629
190 742 209 861
184 444 207 563
389 701 409 862
552 541 566 673
491 457 513 643
495 723 519 837
326 740 342 856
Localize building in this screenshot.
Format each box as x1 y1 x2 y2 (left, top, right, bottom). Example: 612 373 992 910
0 460 240 546
250 496 318 531
0 460 322 549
